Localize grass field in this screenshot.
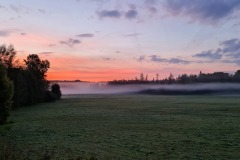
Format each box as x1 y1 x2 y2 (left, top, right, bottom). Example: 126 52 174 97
0 95 240 159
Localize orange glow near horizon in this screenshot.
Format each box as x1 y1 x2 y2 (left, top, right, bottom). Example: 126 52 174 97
46 69 141 82
14 52 238 82
15 54 236 82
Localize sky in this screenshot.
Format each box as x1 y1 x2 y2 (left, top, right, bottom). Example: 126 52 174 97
1 0 240 81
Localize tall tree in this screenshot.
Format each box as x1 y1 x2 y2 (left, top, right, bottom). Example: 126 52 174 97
24 54 50 103
0 64 14 124
140 73 144 81
0 44 16 69
233 70 240 82
24 54 50 80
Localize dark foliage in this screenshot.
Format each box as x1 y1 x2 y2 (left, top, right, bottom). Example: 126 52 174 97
0 44 61 110
0 44 16 69
44 90 57 102
51 83 62 100
24 54 50 80
7 54 50 107
0 64 14 124
108 71 240 85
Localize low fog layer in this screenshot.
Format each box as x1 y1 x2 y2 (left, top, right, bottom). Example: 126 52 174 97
58 82 240 95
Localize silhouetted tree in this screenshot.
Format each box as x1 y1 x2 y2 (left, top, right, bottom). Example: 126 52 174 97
7 68 29 107
168 73 175 84
23 54 50 103
145 74 148 81
233 70 240 82
189 74 198 83
156 73 159 81
0 64 14 124
140 73 144 81
108 70 239 85
51 83 62 100
0 44 16 69
2 50 53 106
24 54 50 80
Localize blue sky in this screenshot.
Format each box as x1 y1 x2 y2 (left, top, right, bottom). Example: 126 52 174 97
1 0 240 81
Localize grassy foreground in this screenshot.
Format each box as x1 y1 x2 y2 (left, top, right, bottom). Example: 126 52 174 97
0 95 240 159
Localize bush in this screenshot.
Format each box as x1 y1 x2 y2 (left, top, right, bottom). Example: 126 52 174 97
44 90 57 102
51 83 62 100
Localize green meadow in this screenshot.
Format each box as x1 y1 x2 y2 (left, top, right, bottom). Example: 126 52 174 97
0 95 240 159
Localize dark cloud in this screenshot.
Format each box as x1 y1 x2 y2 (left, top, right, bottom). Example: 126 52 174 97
145 0 157 5
0 30 11 37
9 17 18 20
20 32 27 36
138 54 213 65
138 55 191 64
138 55 145 61
10 5 20 13
222 59 240 66
39 52 54 55
163 0 240 24
97 10 122 18
97 8 139 20
125 33 141 37
48 43 56 47
60 38 81 47
147 7 158 14
10 5 30 14
0 5 5 9
145 0 158 14
76 33 94 38
221 38 238 46
233 22 240 27
193 38 240 65
125 9 138 19
150 55 191 64
38 9 46 13
220 39 240 56
103 57 111 61
0 29 22 37
193 49 223 60
138 38 240 66
167 58 192 64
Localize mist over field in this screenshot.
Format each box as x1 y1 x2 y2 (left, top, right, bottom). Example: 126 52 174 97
58 82 240 95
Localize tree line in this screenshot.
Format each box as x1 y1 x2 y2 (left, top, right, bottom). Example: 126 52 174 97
0 44 61 124
108 71 240 85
